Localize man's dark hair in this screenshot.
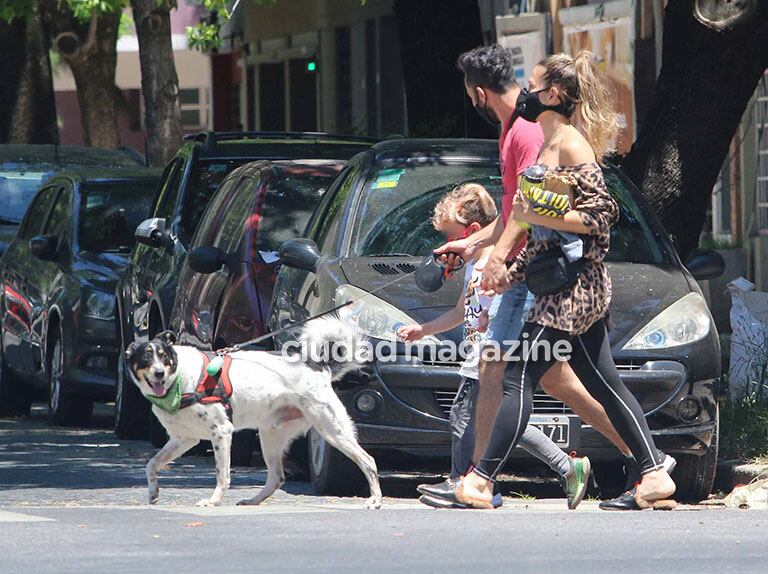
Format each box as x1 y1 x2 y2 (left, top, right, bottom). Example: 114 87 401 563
456 44 518 93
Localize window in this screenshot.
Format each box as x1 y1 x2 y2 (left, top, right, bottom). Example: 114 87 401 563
44 188 71 238
179 88 209 129
758 72 768 234
212 177 257 255
79 181 156 252
179 158 253 242
19 187 56 239
307 164 359 249
256 169 339 256
154 160 184 220
191 175 242 249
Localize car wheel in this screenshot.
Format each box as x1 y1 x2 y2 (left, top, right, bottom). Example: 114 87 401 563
114 346 151 440
230 430 258 466
48 334 92 427
307 428 366 495
591 461 627 499
0 342 32 417
149 411 169 448
672 407 719 502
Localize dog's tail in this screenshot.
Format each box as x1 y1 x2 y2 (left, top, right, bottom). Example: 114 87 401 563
297 316 366 380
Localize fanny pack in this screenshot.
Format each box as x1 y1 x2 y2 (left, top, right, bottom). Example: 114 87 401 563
524 246 586 296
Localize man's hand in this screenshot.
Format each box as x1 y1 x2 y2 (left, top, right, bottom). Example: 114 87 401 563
397 324 424 342
478 309 490 333
433 238 478 270
476 254 509 296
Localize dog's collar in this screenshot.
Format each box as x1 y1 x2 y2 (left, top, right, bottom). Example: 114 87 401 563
146 373 183 414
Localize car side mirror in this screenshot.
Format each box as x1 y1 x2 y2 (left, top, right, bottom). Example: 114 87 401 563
135 217 170 249
188 246 225 274
280 238 320 272
29 235 59 262
684 249 725 281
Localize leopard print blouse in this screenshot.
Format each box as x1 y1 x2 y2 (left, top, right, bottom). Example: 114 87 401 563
508 162 619 335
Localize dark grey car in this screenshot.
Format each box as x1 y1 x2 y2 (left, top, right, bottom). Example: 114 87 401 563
271 139 724 501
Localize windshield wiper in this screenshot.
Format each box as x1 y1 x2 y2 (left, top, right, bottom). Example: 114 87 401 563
0 216 20 225
367 253 414 257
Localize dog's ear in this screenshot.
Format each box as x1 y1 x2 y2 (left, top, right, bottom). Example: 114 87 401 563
156 330 177 346
125 341 138 361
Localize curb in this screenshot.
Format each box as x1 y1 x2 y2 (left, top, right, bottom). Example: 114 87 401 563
715 460 768 492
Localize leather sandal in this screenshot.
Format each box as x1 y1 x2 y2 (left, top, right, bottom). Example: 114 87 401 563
455 482 496 510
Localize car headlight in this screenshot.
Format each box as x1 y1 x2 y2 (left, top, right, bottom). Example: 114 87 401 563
623 293 711 350
84 290 115 320
335 284 439 343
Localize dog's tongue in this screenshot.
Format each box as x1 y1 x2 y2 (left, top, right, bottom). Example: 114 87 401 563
151 382 167 397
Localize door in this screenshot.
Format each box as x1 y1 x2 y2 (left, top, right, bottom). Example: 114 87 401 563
259 63 285 131
289 58 317 131
2 186 58 377
27 186 72 374
173 172 243 348
207 175 261 348
133 158 184 339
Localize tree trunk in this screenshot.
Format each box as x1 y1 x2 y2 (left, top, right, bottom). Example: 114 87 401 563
0 2 58 144
392 0 495 139
43 1 121 148
621 0 768 259
131 0 183 166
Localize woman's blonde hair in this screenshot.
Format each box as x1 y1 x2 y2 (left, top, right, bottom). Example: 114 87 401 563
538 50 619 160
431 183 497 230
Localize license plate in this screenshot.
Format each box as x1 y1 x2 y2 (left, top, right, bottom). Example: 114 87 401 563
529 415 570 447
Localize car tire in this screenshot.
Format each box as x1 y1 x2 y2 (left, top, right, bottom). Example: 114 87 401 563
149 411 169 448
591 461 627 499
672 407 719 502
114 346 151 440
307 428 366 496
0 343 32 417
230 430 258 466
48 333 93 427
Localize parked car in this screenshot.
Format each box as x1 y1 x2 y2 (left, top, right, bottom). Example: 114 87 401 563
114 131 376 445
0 144 144 257
272 139 725 501
0 168 159 424
170 159 345 351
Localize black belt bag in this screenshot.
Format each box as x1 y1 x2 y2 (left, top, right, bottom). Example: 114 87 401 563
524 247 587 296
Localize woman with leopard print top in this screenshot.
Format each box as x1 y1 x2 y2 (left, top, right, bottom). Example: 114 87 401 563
444 51 677 511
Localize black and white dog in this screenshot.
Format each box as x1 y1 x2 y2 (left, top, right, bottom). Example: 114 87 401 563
125 318 382 509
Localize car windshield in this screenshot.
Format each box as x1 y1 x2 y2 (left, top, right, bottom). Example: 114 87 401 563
79 181 156 252
350 161 670 264
0 171 52 223
256 169 339 258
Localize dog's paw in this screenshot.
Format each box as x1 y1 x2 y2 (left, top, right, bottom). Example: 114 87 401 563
363 496 382 510
148 488 159 505
236 498 262 506
194 498 217 507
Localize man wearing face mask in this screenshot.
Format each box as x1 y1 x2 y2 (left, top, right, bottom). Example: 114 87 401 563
429 45 642 503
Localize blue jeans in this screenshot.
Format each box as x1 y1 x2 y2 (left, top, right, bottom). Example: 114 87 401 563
485 282 534 351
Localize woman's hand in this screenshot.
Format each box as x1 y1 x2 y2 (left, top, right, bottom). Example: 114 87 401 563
512 190 535 225
397 324 424 342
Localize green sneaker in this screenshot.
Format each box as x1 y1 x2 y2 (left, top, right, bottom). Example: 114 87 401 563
561 456 591 510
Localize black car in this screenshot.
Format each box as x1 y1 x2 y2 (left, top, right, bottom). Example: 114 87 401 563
272 139 724 500
0 168 159 424
0 145 144 256
114 131 377 443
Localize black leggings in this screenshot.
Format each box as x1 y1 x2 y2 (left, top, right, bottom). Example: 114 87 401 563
474 318 663 480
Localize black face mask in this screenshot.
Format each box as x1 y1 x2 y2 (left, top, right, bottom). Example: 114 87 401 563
474 102 500 126
515 88 572 122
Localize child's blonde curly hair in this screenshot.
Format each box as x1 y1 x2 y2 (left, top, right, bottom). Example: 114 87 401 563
431 183 497 231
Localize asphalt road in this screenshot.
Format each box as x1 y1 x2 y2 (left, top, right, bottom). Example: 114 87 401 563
1 405 766 574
